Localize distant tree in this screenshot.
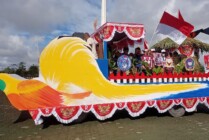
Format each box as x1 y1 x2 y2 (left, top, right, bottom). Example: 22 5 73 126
1 62 39 78
1 64 18 74
16 62 27 77
2 67 15 73
10 64 18 71
28 64 39 77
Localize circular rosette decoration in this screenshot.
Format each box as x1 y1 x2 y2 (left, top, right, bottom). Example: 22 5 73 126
178 45 194 57
117 55 131 72
185 57 195 71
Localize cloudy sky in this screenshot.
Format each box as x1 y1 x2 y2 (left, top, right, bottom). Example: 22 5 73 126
0 0 209 69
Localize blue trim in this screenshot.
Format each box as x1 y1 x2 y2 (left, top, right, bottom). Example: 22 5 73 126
116 81 209 100
96 59 108 79
154 81 209 100
103 41 107 59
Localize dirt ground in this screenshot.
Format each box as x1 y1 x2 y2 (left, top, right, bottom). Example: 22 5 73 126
1 91 209 140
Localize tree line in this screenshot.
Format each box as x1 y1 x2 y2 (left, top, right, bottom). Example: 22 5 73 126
0 62 39 78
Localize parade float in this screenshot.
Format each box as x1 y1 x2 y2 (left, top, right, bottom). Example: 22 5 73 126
1 1 209 125
1 21 209 125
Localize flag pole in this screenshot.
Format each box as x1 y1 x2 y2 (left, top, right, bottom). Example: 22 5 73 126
101 0 106 25
149 22 159 48
149 10 167 48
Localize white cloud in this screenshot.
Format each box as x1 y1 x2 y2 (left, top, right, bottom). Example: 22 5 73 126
0 0 100 69
0 30 44 69
0 0 209 69
107 0 209 43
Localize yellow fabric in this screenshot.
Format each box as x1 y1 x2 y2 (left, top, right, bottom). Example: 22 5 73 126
0 74 20 94
39 37 203 99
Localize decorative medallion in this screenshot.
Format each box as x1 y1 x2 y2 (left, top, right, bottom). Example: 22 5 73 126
185 57 195 71
56 106 80 120
93 103 115 116
127 101 146 113
178 45 194 57
156 100 173 110
182 98 197 109
117 55 131 72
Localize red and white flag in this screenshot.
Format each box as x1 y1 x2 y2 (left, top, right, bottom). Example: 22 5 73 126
178 10 184 21
156 11 194 45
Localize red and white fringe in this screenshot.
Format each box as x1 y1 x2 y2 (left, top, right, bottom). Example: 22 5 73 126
29 97 209 125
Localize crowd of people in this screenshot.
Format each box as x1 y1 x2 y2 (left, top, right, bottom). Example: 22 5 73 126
109 46 202 76
82 33 203 76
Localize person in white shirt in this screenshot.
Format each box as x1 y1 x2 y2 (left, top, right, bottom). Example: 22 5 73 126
84 33 98 59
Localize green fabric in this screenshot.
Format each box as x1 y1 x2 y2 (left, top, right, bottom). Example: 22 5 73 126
0 80 6 91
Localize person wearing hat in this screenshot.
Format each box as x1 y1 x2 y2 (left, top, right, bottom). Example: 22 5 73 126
151 48 155 52
161 49 166 53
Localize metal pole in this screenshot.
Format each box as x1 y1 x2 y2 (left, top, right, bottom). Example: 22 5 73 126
101 0 106 25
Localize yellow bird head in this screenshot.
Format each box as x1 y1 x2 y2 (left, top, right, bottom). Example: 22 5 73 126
0 73 20 95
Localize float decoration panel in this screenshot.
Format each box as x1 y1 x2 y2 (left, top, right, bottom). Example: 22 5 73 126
91 22 145 42
30 97 208 125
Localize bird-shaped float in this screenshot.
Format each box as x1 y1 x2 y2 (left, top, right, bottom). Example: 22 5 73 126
0 74 91 110
0 37 207 111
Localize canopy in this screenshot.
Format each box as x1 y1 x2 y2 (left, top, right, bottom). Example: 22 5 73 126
91 22 145 42
152 37 209 52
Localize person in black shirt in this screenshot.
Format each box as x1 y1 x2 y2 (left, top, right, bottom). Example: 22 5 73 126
133 47 142 73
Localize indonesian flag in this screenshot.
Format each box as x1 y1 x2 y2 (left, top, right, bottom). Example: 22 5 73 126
178 10 184 21
156 11 194 45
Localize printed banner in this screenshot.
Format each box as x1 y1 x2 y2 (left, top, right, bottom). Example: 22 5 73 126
165 57 174 68
204 54 209 71
141 55 153 68
153 53 163 66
